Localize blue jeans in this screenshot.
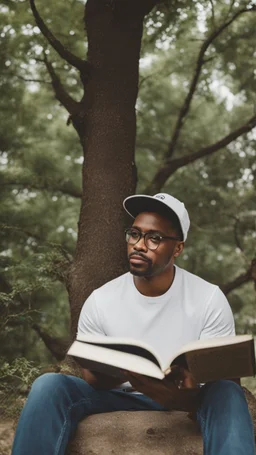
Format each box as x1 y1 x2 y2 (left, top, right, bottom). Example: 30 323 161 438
12 373 255 455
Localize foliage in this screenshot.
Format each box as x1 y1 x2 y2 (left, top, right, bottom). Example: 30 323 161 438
0 0 255 394
0 358 40 419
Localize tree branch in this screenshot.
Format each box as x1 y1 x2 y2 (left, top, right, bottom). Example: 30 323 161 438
209 0 215 27
0 223 42 243
172 114 256 166
221 259 256 295
29 0 88 72
226 0 236 21
1 176 82 198
0 310 68 360
15 75 51 84
144 114 256 194
164 6 256 162
42 53 80 115
233 216 245 253
0 273 69 360
32 323 68 360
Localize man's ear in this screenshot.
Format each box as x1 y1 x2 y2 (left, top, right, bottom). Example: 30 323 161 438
174 242 184 257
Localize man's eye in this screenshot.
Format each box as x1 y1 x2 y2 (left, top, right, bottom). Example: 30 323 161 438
130 230 139 238
149 235 161 243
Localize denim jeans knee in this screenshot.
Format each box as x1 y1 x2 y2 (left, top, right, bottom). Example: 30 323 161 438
30 373 68 398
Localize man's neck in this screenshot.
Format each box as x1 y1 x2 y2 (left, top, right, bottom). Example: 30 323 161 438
133 266 176 297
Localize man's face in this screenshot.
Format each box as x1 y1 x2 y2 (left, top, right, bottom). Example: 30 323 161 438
127 212 184 277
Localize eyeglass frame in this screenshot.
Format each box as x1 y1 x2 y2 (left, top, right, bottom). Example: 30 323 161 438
125 227 181 251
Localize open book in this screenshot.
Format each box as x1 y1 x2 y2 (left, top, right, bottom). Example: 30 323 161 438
67 334 255 383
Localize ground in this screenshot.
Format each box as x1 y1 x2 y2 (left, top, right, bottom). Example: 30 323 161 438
0 420 15 455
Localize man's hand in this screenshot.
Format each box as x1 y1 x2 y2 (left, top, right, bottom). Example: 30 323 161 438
166 365 197 389
126 366 200 413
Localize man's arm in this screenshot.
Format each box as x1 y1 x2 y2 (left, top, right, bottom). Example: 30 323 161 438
81 368 124 390
127 366 241 413
78 293 122 388
127 370 200 413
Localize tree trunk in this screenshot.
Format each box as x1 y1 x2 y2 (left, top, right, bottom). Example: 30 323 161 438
69 0 156 335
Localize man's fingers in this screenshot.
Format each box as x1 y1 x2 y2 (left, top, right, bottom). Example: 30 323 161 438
165 365 184 382
165 366 197 389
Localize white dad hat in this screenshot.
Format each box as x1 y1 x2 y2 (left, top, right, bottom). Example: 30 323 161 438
123 193 190 241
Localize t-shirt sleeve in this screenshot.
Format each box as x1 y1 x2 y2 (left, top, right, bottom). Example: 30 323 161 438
200 287 235 340
77 292 105 336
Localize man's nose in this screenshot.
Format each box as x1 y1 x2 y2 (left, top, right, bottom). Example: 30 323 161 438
133 235 147 251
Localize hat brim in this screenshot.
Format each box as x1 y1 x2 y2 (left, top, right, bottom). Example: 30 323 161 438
124 195 180 227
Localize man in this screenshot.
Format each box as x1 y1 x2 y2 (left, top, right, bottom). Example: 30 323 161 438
12 193 255 455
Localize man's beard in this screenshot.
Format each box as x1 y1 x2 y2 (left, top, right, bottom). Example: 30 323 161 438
129 262 153 277
128 251 153 277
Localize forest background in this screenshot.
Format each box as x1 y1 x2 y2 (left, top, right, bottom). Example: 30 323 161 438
0 0 256 428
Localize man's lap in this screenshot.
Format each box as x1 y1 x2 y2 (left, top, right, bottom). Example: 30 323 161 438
63 373 168 414
31 373 251 424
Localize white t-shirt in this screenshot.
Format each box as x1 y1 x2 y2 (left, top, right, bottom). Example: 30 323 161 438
78 265 235 371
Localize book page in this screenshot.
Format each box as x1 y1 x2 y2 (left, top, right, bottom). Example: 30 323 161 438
85 341 161 367
68 341 165 379
76 333 164 368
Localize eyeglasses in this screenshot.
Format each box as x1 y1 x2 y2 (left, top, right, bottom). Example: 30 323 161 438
125 228 180 251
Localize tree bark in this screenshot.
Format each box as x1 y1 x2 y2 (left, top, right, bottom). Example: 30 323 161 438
69 0 156 335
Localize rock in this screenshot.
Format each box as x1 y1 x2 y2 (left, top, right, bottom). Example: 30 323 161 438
67 411 202 455
244 386 256 433
67 388 256 455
